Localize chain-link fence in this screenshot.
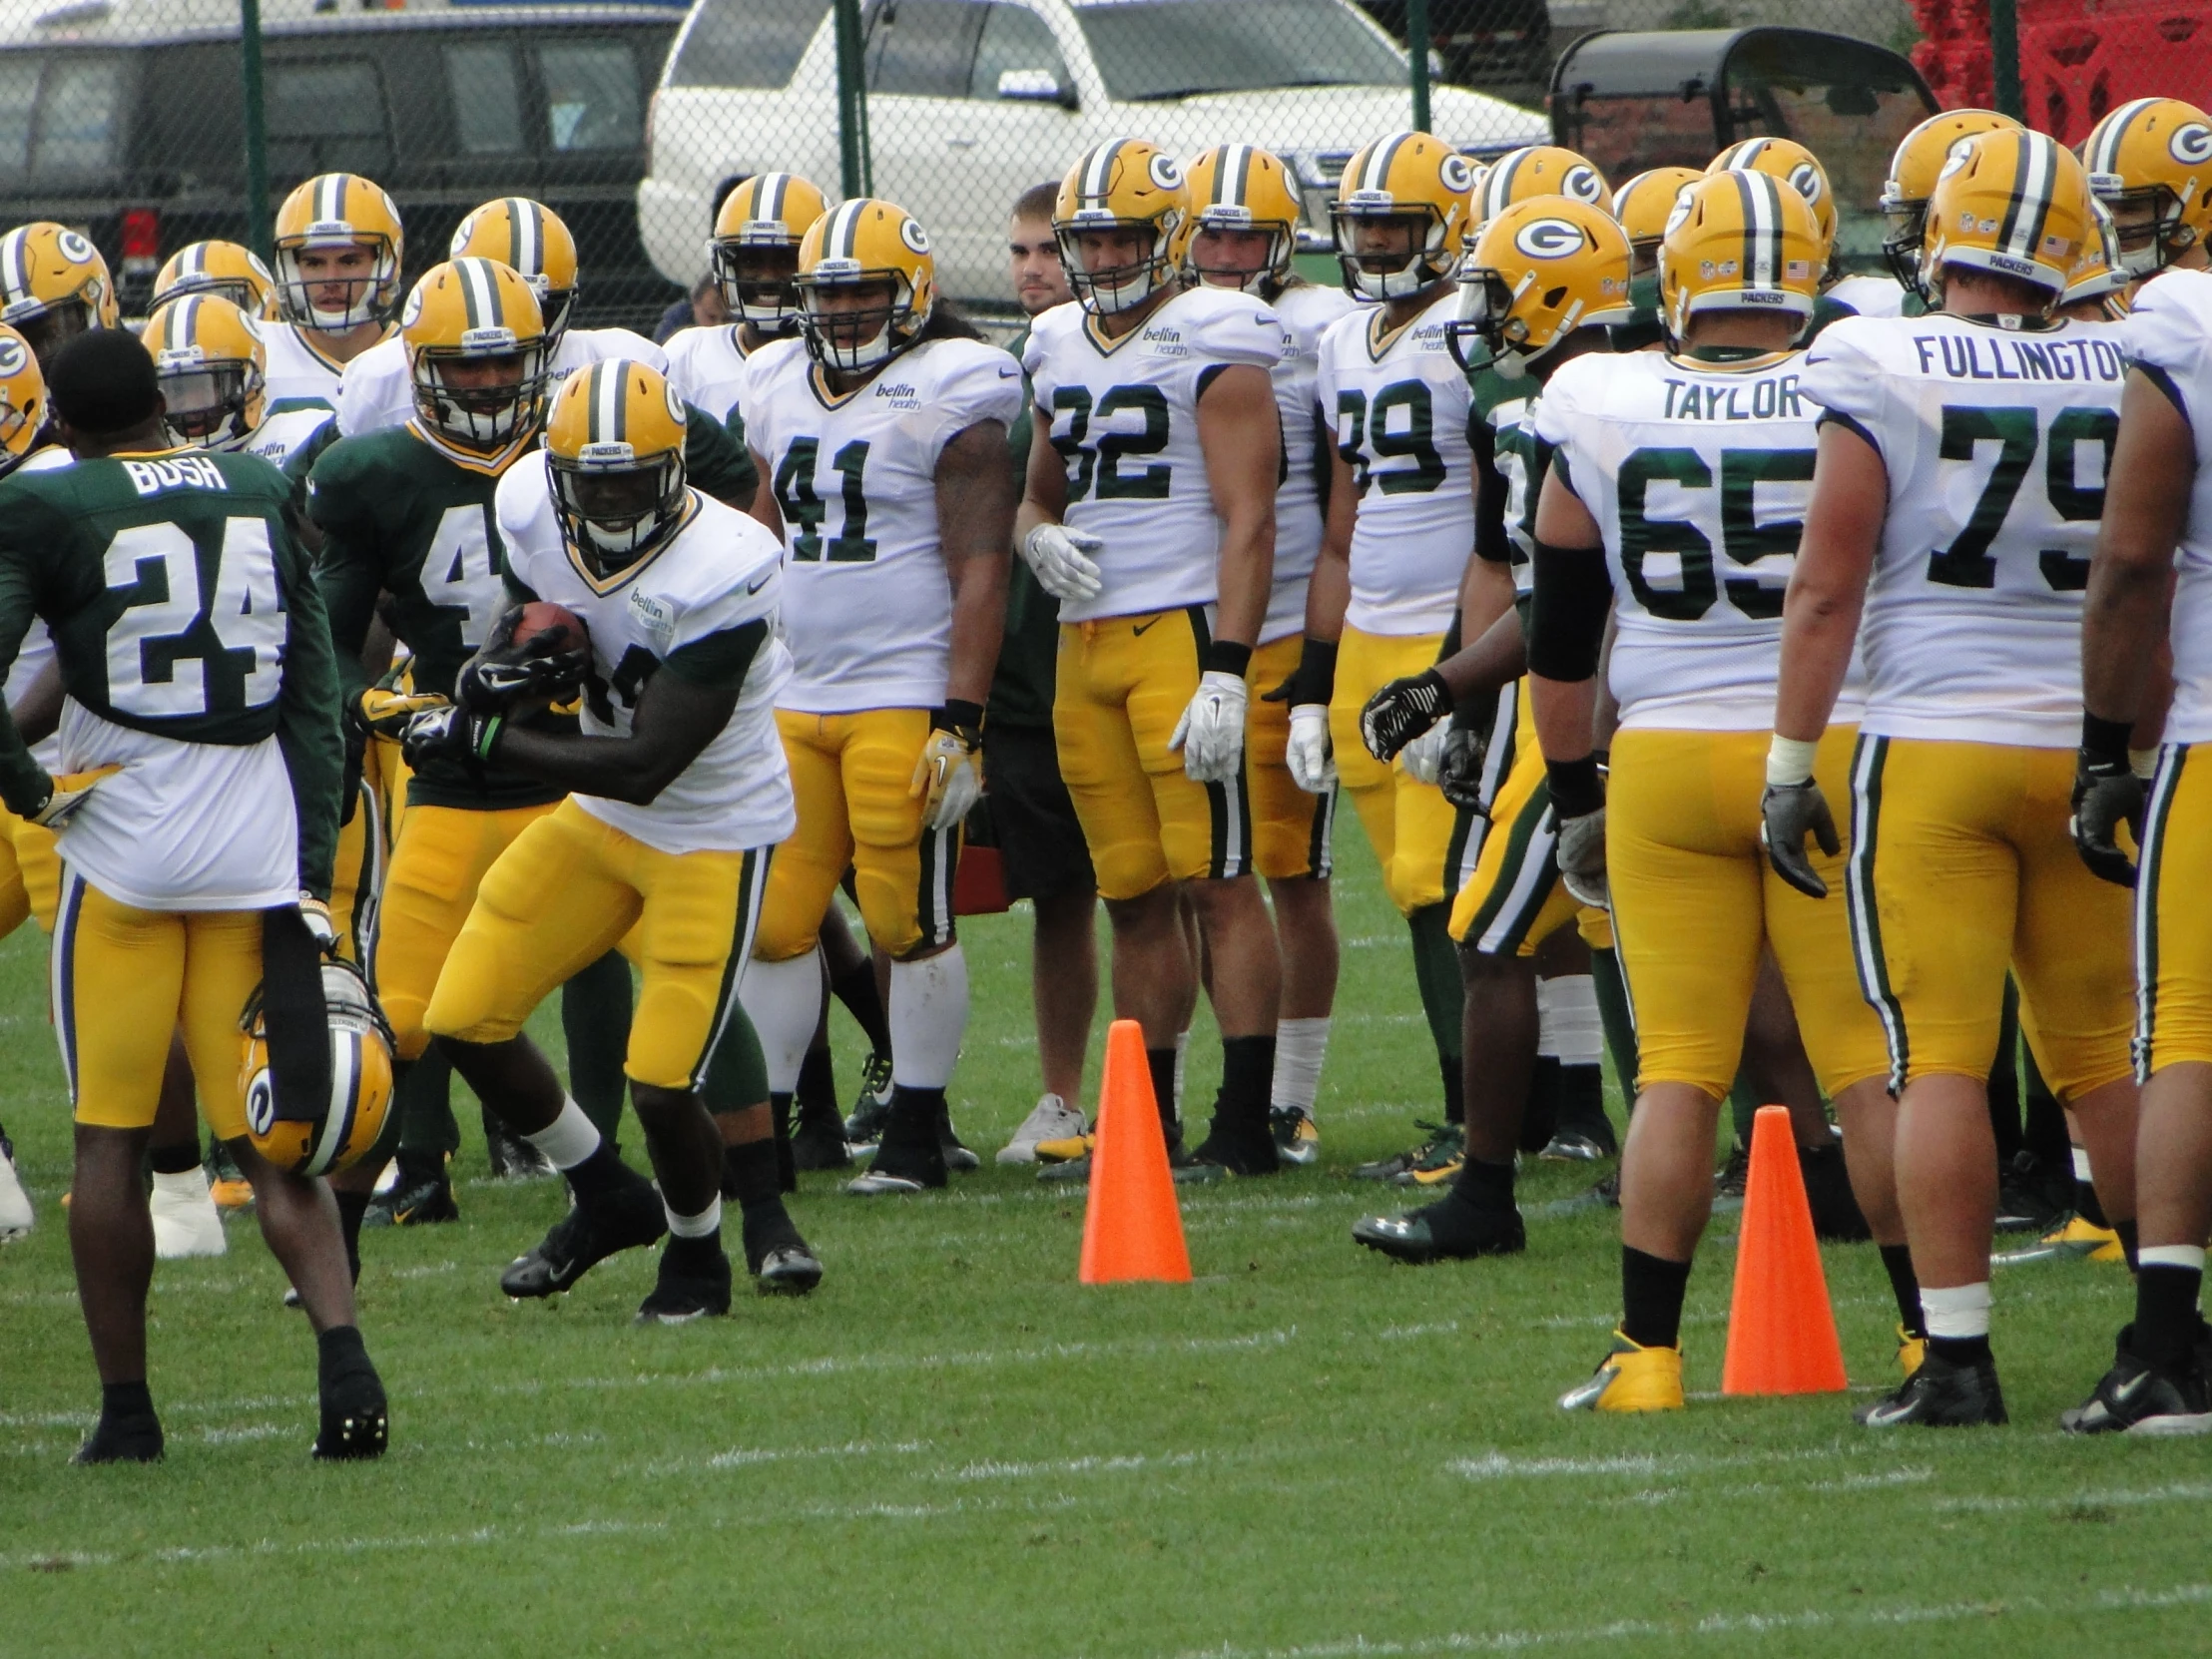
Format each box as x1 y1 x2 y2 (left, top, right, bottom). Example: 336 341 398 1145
0 0 2202 335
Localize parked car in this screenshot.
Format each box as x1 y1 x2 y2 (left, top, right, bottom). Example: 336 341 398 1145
0 0 683 327
1549 27 1937 273
638 0 1547 306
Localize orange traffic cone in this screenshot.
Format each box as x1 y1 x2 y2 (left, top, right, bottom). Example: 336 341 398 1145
1721 1105 1849 1395
1078 1019 1192 1285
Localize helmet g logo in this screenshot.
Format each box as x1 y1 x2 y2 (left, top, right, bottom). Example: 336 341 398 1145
2171 124 2212 166
1563 166 1604 205
0 334 25 376
1663 188 1696 238
1148 154 1183 192
664 381 685 424
245 1071 276 1138
1439 154 1474 194
1514 217 1587 260
898 217 931 256
1787 162 1827 204
57 230 95 266
401 284 426 328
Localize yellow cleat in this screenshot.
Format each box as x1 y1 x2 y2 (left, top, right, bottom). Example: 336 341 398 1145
1995 1213 2126 1266
1896 1326 1927 1382
209 1178 255 1212
1034 1133 1092 1166
1558 1331 1685 1412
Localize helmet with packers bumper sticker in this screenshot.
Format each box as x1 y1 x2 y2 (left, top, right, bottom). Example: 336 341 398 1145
450 197 581 350
1055 139 1188 314
1613 167 1702 275
241 956 396 1180
1922 128 2090 301
142 293 267 452
1707 137 1836 274
400 257 551 452
0 324 44 473
153 240 278 320
1449 197 1633 378
2082 97 2212 277
1879 109 2022 293
795 198 936 373
1180 143 1304 289
0 223 117 366
710 172 830 329
1332 131 1477 300
273 172 405 329
544 358 692 580
1659 169 1826 343
1476 144 1608 228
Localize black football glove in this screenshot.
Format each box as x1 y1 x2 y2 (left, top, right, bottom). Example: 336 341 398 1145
1360 669 1451 762
457 606 589 714
402 706 505 777
2071 750 2145 888
1761 779 1841 899
1436 721 1489 815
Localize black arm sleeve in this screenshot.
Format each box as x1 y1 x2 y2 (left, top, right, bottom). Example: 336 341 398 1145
1524 538 1613 684
1470 417 1509 566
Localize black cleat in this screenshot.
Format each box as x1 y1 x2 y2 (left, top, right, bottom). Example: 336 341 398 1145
1994 1151 2071 1235
847 1134 948 1195
1174 1126 1279 1181
1353 1120 1452 1183
938 1101 980 1172
791 1095 852 1171
636 1238 732 1324
72 1411 165 1465
1800 1142 1871 1243
1352 1193 1525 1264
484 1113 558 1182
841 1053 894 1153
1538 1130 1610 1163
1712 1139 1751 1210
363 1166 457 1229
500 1178 666 1299
1856 1349 2007 1427
312 1362 389 1461
2062 1328 2212 1434
742 1207 823 1297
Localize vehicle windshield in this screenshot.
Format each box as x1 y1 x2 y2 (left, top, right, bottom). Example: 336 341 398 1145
1074 0 1405 102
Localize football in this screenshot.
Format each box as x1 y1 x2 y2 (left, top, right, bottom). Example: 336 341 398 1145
513 600 589 658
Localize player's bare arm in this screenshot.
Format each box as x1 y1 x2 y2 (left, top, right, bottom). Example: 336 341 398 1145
935 417 1016 709
1196 361 1279 647
1301 442 1356 645
2083 370 2193 727
1774 421 1887 745
483 644 754 806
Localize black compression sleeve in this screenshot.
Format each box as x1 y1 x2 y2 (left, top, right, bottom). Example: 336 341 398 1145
1524 539 1612 683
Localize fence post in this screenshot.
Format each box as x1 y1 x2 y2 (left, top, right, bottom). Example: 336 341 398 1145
1407 0 1432 135
1989 0 2023 122
832 0 872 199
241 0 272 260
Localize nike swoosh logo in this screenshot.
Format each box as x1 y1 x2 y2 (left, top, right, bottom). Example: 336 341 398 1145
2113 1371 2152 1403
1133 618 1161 636
748 570 773 593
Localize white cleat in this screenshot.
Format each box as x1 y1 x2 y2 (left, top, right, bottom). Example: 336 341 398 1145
151 1169 228 1260
0 1135 31 1242
996 1093 1086 1165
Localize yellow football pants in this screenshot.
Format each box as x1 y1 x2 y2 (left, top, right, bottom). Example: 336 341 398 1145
2135 742 2212 1076
1330 625 1476 916
1248 633 1336 881
755 707 958 962
52 866 264 1140
1054 608 1252 901
1848 735 2134 1100
326 776 385 968
0 806 61 938
425 800 770 1092
1608 727 1889 1101
1448 680 1611 955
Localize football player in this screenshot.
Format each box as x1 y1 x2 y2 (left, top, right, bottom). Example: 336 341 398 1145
1769 132 2138 1426
0 222 117 371
664 173 829 445
152 240 280 319
741 200 1018 1195
2082 97 2212 293
2066 248 2212 1430
1528 174 1904 1412
1877 109 2023 308
1184 143 1353 1165
0 327 382 1460
1610 167 1702 350
1018 138 1287 1175
1350 193 1632 1263
144 292 333 471
1706 137 1906 322
413 358 811 1319
267 173 405 413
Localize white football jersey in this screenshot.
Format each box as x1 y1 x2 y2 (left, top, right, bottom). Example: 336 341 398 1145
338 327 668 437
2117 270 2212 744
1315 289 1474 637
1825 275 1910 319
663 322 757 432
1478 376 1539 597
1803 312 2124 746
495 465 796 855
263 322 367 417
242 405 332 473
1023 285 1284 623
1264 282 1357 643
1538 347 1864 732
747 334 1024 714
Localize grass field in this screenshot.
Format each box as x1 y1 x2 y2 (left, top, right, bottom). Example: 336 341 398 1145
3 819 2210 1658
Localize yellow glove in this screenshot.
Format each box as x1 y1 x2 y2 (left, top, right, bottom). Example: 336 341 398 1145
32 764 122 829
908 713 983 831
357 686 448 739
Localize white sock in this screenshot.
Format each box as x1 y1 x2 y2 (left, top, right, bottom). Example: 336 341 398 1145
1174 1030 1190 1113
889 945 968 1090
2072 1145 2094 1183
151 1167 212 1203
1271 1016 1331 1117
1536 974 1602 1064
664 1195 722 1240
741 948 824 1094
523 1096 601 1171
2140 1244 2207 1272
1920 1282 1992 1340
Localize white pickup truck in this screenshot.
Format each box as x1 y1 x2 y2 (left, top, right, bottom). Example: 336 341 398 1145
639 0 1546 305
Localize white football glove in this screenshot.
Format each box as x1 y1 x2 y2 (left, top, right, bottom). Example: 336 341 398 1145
1170 671 1249 784
1286 704 1335 793
1400 721 1449 786
1019 523 1105 603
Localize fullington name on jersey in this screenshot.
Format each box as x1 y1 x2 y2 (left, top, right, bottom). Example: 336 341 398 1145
1906 331 2125 385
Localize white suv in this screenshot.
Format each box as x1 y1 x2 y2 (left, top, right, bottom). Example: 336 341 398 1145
639 0 1545 304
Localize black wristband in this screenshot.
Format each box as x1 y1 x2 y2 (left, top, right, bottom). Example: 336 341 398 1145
1545 754 1605 819
1292 636 1338 705
936 699 985 735
1205 640 1253 678
2081 712 2133 767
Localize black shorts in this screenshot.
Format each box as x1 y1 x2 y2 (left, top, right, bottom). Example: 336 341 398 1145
983 724 1096 902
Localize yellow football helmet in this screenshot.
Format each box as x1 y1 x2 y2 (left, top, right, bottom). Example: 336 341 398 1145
1476 144 1609 227
143 293 267 452
1879 109 2022 290
1923 128 2089 299
1181 143 1304 289
1332 131 1476 300
1660 170 1825 342
273 172 405 329
241 957 396 1180
0 324 46 472
399 257 551 452
1451 197 1633 378
153 241 278 320
0 223 117 365
2082 97 2212 276
1613 167 1703 272
796 199 936 373
2065 198 2129 313
544 359 692 579
1707 137 1836 269
451 198 581 349
711 172 831 328
1055 139 1188 314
